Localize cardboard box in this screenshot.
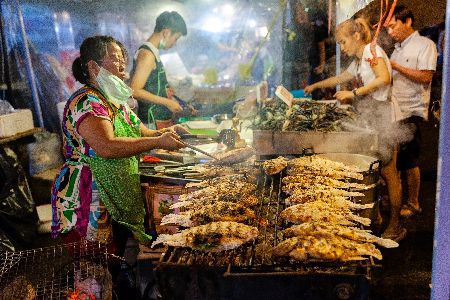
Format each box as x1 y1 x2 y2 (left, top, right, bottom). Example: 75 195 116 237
0 109 34 138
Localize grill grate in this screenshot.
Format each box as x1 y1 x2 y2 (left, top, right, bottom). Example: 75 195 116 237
0 240 124 299
157 169 376 277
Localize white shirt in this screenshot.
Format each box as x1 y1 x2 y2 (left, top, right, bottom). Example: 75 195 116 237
391 31 437 121
134 42 161 62
347 43 392 102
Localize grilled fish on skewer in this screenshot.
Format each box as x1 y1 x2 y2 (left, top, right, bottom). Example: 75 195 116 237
152 221 259 252
282 175 371 190
273 235 382 261
185 174 256 189
285 186 365 197
210 146 256 165
284 222 398 248
262 156 288 175
285 193 373 210
190 164 259 178
288 156 361 173
171 194 259 210
287 165 363 180
161 201 256 227
178 181 257 202
280 202 371 226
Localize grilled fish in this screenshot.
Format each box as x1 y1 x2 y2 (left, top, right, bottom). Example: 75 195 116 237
262 156 288 175
285 186 365 198
273 235 382 261
280 201 371 226
152 221 259 252
186 174 256 189
161 201 256 227
178 181 257 202
210 146 256 165
172 194 259 210
284 222 398 248
287 164 363 180
288 156 361 173
285 193 373 210
282 175 371 190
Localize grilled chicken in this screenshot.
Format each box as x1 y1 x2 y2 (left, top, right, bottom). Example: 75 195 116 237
280 201 371 226
161 201 256 227
273 235 382 261
152 221 258 252
262 156 288 175
284 222 398 248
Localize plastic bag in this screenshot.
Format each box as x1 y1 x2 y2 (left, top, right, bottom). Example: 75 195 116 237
28 131 64 176
0 100 15 115
0 147 38 251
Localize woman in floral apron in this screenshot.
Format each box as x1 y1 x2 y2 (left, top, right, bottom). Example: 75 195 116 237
51 36 187 254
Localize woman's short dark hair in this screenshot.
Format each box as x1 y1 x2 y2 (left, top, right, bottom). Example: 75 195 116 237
392 5 415 26
154 11 187 36
72 35 118 84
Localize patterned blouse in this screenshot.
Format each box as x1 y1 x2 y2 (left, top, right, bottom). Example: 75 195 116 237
51 86 141 242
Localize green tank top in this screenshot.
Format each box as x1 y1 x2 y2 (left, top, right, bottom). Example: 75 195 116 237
131 44 173 123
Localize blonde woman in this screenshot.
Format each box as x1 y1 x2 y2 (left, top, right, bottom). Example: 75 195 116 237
305 18 406 242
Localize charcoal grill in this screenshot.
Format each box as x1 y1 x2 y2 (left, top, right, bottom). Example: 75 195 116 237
0 240 124 299
154 171 378 300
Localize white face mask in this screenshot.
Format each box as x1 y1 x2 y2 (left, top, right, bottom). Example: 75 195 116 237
96 67 133 108
158 37 166 50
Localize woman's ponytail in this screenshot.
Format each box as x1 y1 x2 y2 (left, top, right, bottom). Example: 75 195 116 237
72 57 88 84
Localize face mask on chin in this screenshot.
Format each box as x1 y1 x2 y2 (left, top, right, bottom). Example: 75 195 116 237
95 67 133 108
158 37 166 50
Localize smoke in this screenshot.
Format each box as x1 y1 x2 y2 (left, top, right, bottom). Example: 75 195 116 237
354 98 415 164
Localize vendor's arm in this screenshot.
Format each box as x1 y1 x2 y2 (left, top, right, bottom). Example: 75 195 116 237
139 122 189 138
78 115 184 158
129 50 182 113
390 60 434 85
349 57 391 97
314 41 326 74
304 71 354 94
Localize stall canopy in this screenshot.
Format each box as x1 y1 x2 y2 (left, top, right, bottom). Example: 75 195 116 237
0 0 292 133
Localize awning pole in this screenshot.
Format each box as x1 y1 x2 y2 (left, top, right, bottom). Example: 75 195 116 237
14 0 44 127
431 1 450 299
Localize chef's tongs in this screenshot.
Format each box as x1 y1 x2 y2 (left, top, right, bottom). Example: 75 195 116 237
180 141 220 161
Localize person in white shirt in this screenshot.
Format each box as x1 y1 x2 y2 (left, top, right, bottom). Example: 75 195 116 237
386 5 437 220
305 18 392 106
305 17 405 241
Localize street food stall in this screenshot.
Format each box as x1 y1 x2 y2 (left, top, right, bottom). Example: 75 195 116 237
0 0 448 299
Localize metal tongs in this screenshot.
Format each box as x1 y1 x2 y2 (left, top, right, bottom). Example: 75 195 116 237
181 141 220 161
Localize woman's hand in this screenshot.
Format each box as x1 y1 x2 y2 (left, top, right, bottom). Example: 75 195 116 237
166 99 183 113
166 124 190 135
314 64 325 74
304 84 317 95
157 132 185 150
333 90 354 103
